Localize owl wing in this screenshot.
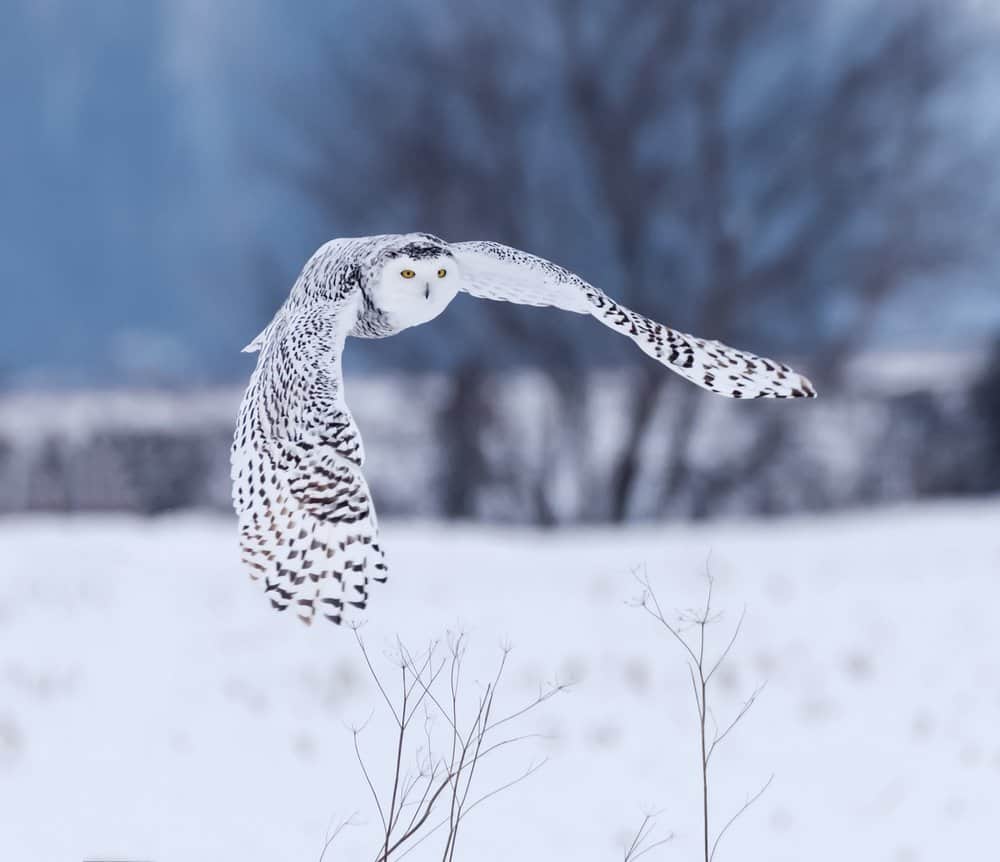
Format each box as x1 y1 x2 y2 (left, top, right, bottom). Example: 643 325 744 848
231 300 387 626
451 241 816 399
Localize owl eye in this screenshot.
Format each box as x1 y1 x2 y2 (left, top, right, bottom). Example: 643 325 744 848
437 268 447 278
400 269 416 279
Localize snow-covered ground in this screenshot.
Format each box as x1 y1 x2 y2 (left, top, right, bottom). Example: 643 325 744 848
1 500 999 861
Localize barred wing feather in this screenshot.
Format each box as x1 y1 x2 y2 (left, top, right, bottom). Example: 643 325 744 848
231 303 387 626
452 240 816 399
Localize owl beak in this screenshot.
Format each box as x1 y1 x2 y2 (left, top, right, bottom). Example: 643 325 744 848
423 283 430 299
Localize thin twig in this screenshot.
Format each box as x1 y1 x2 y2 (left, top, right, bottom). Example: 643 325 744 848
707 683 766 763
705 606 746 684
354 629 401 726
709 774 775 862
318 811 360 862
622 811 674 862
352 719 387 836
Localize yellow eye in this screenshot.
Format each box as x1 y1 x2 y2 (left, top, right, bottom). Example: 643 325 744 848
400 269 415 279
437 268 447 278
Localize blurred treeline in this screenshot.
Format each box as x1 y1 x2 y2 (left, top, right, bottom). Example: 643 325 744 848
2 347 999 521
2 0 999 521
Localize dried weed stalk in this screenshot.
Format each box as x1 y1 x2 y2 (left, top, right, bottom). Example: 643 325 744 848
323 628 567 862
633 568 772 862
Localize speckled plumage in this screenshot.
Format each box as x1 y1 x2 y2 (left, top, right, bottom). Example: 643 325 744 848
232 233 815 625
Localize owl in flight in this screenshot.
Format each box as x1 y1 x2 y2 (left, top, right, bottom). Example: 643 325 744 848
232 233 815 625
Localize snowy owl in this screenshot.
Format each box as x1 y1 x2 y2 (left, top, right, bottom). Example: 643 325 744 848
231 233 815 625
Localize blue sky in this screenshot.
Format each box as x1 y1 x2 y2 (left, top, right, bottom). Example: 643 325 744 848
2 0 998 387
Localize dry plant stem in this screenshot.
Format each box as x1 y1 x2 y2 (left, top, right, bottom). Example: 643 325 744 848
622 812 674 862
347 627 567 862
634 568 772 862
318 812 361 862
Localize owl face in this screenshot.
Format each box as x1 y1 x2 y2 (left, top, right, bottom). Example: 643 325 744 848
372 248 460 330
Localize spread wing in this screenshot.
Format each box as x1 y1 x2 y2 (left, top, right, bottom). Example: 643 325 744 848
451 241 816 399
231 298 387 626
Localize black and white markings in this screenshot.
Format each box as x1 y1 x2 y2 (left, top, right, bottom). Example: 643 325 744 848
233 233 815 628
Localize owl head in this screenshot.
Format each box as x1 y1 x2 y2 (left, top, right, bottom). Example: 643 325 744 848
372 236 460 330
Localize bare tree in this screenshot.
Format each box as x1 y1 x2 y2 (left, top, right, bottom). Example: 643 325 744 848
271 0 999 523
633 569 771 862
551 0 998 519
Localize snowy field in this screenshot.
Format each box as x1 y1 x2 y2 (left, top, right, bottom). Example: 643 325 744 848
1 499 999 861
